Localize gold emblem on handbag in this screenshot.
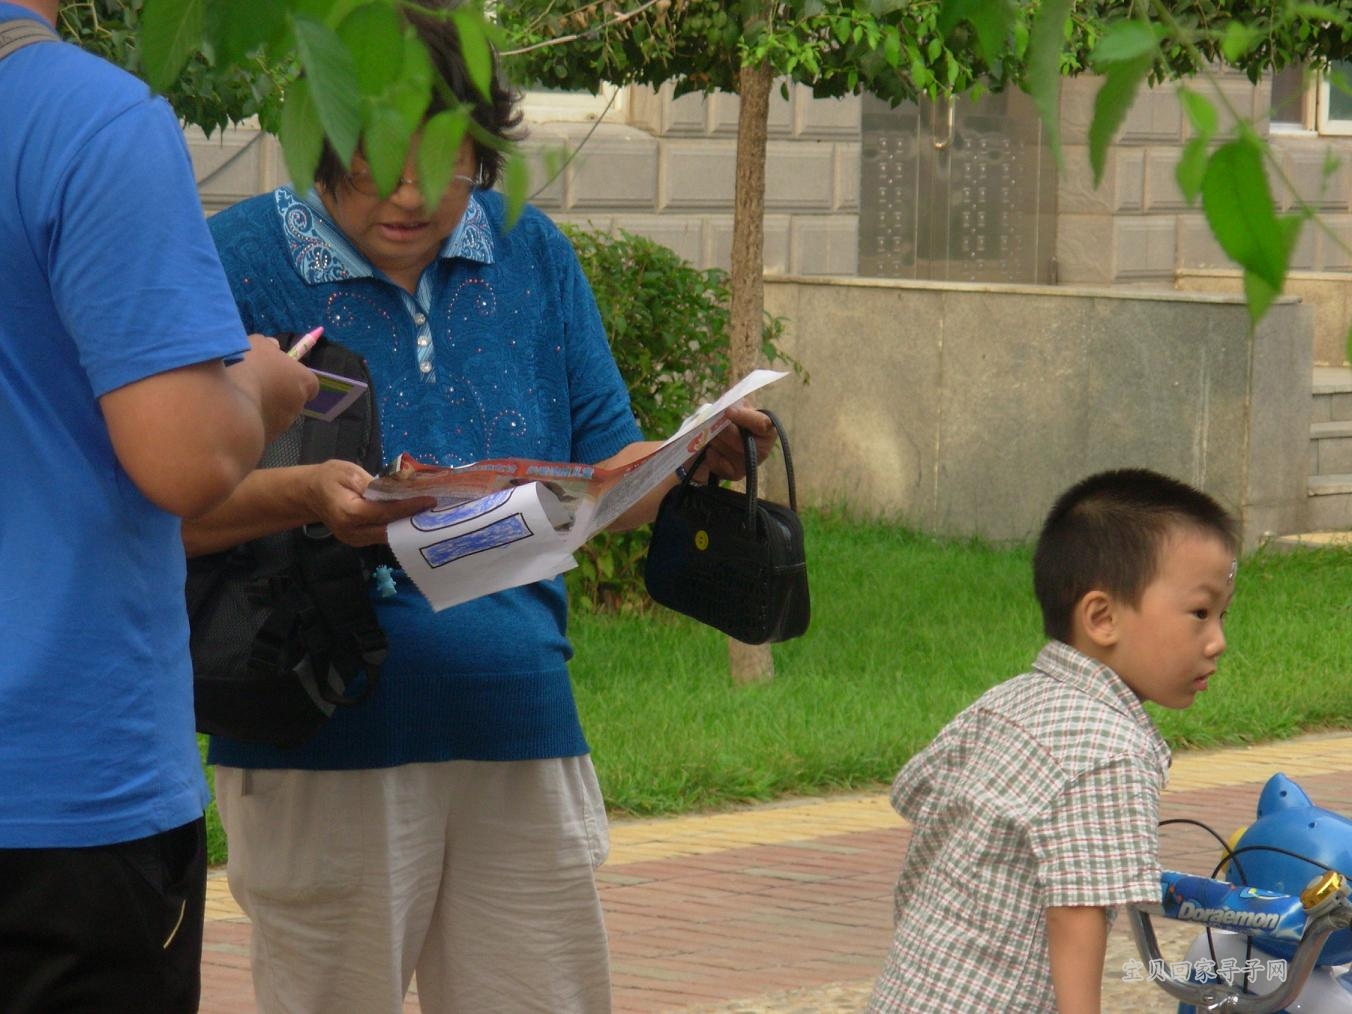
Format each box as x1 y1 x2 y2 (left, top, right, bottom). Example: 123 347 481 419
643 410 809 644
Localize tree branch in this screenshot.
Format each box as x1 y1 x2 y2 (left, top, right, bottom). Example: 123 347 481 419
499 0 670 57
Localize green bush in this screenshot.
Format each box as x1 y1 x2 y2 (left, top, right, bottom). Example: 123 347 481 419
561 224 793 611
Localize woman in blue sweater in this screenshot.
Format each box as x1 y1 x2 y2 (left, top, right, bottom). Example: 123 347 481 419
183 6 772 1013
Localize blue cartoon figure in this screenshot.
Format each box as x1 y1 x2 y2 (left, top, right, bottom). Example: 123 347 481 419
1168 773 1352 1013
1227 772 1352 967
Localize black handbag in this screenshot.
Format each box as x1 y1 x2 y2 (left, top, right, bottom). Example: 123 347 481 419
644 410 809 644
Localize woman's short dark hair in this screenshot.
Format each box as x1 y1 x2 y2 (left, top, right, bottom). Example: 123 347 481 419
1032 468 1240 643
314 1 523 193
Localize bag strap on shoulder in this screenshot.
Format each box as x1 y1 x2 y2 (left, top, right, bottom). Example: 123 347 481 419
0 18 58 60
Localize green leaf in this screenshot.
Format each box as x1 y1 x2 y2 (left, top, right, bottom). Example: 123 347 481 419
1279 212 1305 259
205 0 285 67
934 0 963 34
288 0 366 29
1291 4 1350 28
1091 19 1156 66
140 0 204 92
1178 86 1218 140
388 31 433 133
1202 138 1287 293
451 6 493 101
338 2 405 97
936 0 1013 67
279 77 324 189
1220 21 1262 64
363 104 413 198
293 13 363 166
1025 0 1072 166
503 155 529 230
1089 55 1151 186
1243 269 1278 324
909 56 933 91
883 27 901 67
416 107 469 212
1176 137 1208 205
1324 148 1342 181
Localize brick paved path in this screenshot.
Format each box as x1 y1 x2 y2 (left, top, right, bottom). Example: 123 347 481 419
200 733 1352 1012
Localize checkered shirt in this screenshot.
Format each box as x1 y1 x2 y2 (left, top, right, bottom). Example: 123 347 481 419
868 641 1171 1013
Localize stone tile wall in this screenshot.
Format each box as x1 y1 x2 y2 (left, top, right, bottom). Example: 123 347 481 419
1058 71 1352 287
186 74 1352 299
525 82 860 275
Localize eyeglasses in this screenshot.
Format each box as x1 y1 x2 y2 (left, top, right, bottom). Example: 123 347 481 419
344 170 477 198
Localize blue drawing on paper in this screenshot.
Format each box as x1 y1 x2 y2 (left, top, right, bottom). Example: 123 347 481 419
420 513 533 568
411 489 512 532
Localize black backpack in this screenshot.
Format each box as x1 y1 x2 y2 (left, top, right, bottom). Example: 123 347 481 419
186 335 389 749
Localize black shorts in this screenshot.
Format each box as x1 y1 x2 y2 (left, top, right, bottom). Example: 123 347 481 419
0 816 207 1014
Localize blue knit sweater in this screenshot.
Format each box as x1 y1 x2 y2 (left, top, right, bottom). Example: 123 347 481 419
207 188 641 769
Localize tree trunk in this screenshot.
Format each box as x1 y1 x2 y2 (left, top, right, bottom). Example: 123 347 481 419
727 59 775 685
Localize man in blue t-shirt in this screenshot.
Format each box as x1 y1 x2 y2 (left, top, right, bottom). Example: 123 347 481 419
0 2 318 1010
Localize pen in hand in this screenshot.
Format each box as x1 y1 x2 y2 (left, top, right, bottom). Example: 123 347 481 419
288 326 324 360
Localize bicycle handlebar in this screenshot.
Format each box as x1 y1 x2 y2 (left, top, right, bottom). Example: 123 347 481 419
1128 870 1352 1013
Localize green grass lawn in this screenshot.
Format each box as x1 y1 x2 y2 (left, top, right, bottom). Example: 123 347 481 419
202 510 1352 861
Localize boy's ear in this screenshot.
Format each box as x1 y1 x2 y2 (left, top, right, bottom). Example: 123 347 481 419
1074 590 1120 649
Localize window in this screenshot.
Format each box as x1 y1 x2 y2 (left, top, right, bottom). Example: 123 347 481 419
1270 65 1313 131
1317 61 1352 135
521 84 625 123
1268 61 1352 135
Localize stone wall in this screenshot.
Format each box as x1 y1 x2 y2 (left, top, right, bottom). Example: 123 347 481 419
759 277 1313 549
1176 269 1352 366
1058 73 1352 287
528 83 860 276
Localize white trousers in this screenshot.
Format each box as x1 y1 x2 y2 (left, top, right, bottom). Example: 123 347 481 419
214 758 612 1014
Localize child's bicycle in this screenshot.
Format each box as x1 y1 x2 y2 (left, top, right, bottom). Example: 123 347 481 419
1128 773 1352 1012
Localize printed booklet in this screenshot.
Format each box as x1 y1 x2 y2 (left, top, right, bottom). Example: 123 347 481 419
365 369 786 611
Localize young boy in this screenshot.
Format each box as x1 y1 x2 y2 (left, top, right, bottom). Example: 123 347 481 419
868 468 1239 1014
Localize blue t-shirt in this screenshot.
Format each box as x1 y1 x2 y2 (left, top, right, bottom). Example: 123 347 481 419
0 7 248 846
207 187 641 770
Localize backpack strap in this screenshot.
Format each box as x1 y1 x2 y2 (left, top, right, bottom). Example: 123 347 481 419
289 334 388 704
292 531 387 704
294 335 397 572
298 338 379 473
0 18 58 60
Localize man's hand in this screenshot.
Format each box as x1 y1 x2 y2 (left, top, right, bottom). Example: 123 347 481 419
232 334 320 443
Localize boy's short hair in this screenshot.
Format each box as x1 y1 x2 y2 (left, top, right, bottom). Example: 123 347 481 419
1033 468 1240 642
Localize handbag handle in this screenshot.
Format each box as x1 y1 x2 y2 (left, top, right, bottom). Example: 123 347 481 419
678 409 797 529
